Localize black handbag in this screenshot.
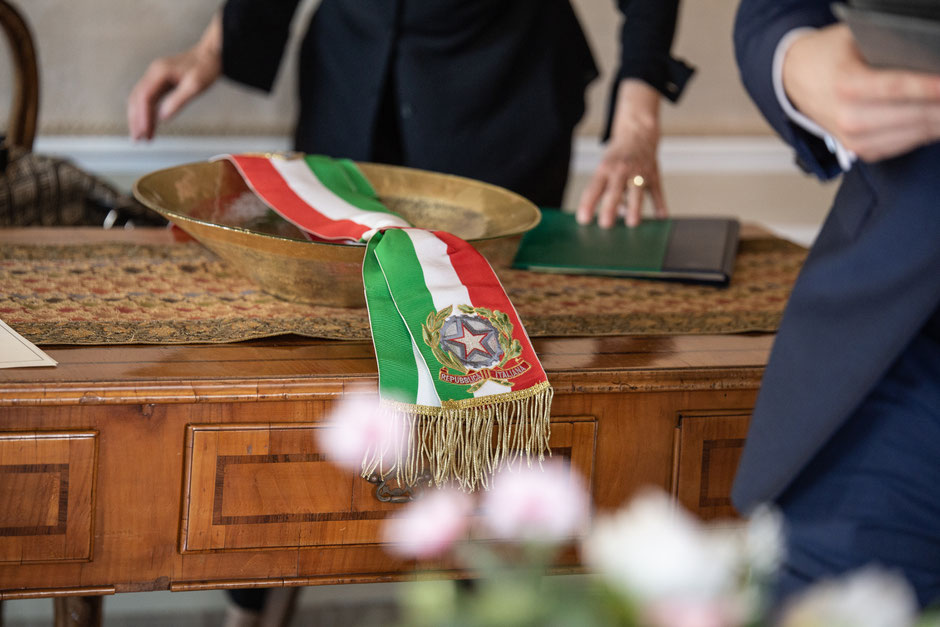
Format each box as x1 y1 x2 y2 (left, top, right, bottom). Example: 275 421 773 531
0 140 165 228
0 0 164 228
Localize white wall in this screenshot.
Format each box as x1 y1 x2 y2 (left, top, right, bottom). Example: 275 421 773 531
2 0 768 138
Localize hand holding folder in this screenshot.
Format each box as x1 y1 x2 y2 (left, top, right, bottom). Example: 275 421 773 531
836 0 940 73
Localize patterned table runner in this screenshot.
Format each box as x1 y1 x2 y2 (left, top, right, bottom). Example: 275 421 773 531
0 237 804 345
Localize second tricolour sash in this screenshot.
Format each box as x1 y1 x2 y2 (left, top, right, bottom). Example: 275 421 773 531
224 154 552 490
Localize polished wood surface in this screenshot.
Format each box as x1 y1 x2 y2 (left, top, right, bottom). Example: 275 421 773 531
0 227 769 599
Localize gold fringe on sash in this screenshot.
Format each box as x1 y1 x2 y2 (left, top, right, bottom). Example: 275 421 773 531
361 382 554 492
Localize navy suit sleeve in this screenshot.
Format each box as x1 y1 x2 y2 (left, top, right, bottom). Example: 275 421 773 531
221 0 303 92
734 0 842 179
604 0 695 138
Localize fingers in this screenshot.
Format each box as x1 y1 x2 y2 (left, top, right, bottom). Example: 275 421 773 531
839 67 940 104
577 167 665 229
846 124 936 162
157 73 203 123
648 174 668 219
128 60 176 141
837 101 940 156
623 179 645 228
127 47 218 141
576 164 629 229
597 184 622 229
576 172 608 225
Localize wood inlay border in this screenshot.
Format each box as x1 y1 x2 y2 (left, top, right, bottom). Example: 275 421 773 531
209 447 575 526
211 453 390 526
0 463 68 536
698 438 746 508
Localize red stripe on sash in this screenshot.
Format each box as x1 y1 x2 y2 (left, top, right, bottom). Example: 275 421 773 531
228 156 370 242
432 231 547 388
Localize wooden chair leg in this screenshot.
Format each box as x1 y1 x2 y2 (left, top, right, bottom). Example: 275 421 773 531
258 587 300 627
53 596 102 627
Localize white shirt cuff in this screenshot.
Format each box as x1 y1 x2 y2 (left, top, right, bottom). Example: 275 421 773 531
772 27 856 172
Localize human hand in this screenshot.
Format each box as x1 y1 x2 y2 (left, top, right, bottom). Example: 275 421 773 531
577 79 667 229
783 24 940 162
127 13 222 141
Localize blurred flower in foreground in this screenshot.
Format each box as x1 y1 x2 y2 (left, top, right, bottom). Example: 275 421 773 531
779 567 918 627
317 396 398 472
384 488 474 559
643 598 744 627
481 460 590 543
582 489 744 622
742 504 785 581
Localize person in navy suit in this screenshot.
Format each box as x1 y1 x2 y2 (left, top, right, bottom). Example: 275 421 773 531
732 0 940 607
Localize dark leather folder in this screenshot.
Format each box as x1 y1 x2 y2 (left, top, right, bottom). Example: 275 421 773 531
837 3 940 74
512 211 740 285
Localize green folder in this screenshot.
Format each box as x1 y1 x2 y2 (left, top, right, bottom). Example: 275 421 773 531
512 211 740 285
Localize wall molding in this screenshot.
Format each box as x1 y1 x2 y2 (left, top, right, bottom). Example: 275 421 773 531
34 135 798 179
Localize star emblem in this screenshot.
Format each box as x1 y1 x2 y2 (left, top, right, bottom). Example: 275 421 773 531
448 321 493 359
437 312 504 370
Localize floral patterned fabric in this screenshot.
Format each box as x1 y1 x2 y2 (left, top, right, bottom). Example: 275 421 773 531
0 237 805 345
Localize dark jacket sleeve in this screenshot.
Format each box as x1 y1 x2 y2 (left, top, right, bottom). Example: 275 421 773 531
604 0 695 138
221 0 303 92
733 0 842 179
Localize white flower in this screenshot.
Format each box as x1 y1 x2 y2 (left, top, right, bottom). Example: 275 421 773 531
582 489 739 604
317 396 400 472
743 504 785 579
779 567 918 627
480 460 590 543
383 488 473 559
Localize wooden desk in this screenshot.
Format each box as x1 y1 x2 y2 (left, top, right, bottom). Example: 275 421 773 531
0 228 771 604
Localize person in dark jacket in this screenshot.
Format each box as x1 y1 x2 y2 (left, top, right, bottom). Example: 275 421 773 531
128 0 692 227
732 0 940 609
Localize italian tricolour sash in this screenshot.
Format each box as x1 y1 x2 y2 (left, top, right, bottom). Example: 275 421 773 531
222 153 552 490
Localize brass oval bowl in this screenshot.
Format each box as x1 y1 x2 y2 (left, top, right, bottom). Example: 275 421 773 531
133 159 541 307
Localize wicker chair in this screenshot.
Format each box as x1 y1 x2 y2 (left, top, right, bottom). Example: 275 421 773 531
0 0 164 227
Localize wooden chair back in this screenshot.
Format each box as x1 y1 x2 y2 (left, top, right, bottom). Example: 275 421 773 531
0 0 38 151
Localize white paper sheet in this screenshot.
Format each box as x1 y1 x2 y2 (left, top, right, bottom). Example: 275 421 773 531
0 318 57 368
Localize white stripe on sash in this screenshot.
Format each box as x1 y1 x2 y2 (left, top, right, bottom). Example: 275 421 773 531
411 338 440 407
406 230 506 399
406 229 472 311
269 158 409 232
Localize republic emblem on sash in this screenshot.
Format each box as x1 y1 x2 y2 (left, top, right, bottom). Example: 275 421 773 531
423 305 531 394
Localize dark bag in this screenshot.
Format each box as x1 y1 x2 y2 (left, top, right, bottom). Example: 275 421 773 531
0 140 165 227
0 0 164 228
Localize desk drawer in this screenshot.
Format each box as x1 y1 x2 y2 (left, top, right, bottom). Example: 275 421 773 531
180 419 595 553
674 411 750 520
0 431 97 563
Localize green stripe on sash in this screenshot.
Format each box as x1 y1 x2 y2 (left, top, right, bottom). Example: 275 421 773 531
364 233 421 404
304 154 394 215
338 158 379 198
371 229 473 403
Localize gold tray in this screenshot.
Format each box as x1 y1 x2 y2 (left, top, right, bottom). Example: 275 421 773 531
133 159 541 307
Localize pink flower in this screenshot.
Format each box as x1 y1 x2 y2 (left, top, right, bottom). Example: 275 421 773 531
383 489 474 559
644 599 745 627
481 460 590 543
317 396 399 472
